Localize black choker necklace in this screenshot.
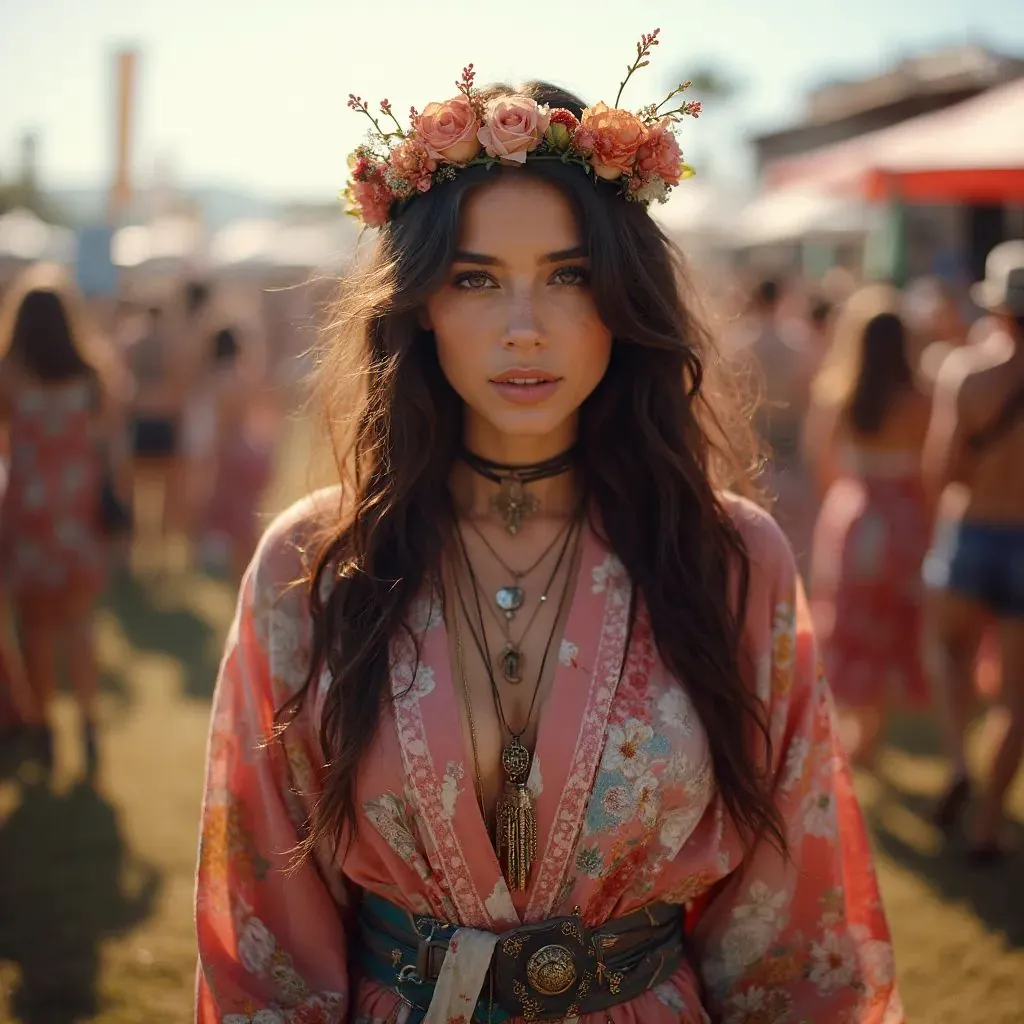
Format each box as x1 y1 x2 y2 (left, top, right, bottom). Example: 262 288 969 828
460 447 577 535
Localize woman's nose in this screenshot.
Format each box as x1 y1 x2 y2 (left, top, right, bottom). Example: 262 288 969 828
501 291 543 350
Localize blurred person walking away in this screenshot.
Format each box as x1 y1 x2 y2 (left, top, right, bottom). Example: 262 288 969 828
125 302 185 571
908 279 1005 707
195 327 278 579
727 276 818 574
805 286 933 767
923 240 1024 861
0 265 129 778
128 281 213 572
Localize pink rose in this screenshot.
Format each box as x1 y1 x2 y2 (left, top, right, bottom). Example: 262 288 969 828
477 97 551 164
634 118 683 186
414 96 482 164
347 172 394 228
388 138 437 193
574 102 648 180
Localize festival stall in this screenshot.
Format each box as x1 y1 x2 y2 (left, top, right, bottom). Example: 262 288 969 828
764 77 1024 204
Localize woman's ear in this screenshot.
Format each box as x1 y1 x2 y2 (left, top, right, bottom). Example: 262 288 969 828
418 306 433 331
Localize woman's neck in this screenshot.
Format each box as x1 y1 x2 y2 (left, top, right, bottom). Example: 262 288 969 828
453 418 580 523
450 462 579 523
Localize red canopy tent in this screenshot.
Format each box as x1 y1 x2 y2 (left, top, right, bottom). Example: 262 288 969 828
764 77 1024 203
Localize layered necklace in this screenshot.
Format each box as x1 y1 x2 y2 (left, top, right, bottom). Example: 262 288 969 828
460 446 578 535
450 444 582 890
451 516 582 891
464 515 574 685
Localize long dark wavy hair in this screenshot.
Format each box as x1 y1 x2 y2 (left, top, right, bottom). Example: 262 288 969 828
281 81 784 860
813 284 913 436
0 263 121 393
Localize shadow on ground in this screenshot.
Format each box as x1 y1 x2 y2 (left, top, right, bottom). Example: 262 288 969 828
868 712 1024 948
100 569 223 702
0 779 162 1023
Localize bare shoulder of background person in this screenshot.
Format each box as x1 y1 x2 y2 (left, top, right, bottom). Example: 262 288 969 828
953 335 1016 435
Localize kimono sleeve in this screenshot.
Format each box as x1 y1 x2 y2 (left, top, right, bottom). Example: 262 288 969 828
195 541 350 1023
691 510 904 1024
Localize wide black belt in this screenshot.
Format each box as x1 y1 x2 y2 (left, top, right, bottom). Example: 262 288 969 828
358 892 685 1023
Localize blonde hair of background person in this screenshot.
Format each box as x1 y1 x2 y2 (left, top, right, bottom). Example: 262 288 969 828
804 284 932 501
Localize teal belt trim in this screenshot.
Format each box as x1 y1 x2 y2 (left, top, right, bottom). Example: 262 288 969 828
356 892 511 1024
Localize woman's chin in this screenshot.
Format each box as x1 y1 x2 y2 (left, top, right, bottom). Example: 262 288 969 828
467 408 578 450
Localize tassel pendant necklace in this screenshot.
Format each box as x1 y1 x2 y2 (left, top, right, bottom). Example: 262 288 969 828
496 736 537 892
460 447 577 536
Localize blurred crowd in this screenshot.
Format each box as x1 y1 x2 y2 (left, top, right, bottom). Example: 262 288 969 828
0 234 1022 861
718 239 1024 861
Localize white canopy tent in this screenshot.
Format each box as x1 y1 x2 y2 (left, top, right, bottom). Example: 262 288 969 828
0 208 75 263
652 179 741 241
111 215 204 269
208 217 356 276
730 186 881 248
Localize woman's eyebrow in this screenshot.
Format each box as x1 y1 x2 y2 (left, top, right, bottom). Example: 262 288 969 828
541 245 586 263
451 250 500 265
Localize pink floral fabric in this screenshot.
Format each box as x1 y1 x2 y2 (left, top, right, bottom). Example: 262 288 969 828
195 489 902 1023
810 456 932 710
0 380 106 594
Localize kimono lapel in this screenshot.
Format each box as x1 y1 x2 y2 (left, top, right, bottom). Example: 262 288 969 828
524 525 633 922
389 581 497 928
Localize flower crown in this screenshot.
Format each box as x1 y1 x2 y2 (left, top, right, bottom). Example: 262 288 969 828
342 28 701 229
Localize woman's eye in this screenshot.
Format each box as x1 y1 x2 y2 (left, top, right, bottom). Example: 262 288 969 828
550 265 589 287
452 271 497 291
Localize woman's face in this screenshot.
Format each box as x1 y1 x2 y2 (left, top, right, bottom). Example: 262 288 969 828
423 175 612 459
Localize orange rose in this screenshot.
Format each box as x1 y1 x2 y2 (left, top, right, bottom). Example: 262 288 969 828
634 117 683 185
477 96 551 164
575 102 647 180
414 96 482 164
388 138 437 194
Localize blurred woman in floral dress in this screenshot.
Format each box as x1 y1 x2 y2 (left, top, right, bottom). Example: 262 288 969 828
805 286 933 766
0 264 127 775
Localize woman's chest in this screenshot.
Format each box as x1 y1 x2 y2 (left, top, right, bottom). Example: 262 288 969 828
356 603 714 880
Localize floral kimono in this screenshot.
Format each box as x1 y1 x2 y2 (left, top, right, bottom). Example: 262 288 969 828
195 489 903 1024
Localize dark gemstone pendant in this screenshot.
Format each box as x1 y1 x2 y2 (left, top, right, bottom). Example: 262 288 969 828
499 642 523 685
495 586 524 614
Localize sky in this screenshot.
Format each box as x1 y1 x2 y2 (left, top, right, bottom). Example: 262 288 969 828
1 0 1023 202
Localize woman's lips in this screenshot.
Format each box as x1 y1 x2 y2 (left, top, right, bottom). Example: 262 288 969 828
489 370 563 405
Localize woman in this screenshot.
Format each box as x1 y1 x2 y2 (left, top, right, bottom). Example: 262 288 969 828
0 264 127 775
196 43 900 1024
805 287 933 767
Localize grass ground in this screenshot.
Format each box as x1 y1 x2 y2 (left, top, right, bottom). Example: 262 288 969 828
0 413 1021 1023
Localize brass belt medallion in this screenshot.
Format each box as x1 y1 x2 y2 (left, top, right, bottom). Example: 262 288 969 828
525 944 576 996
